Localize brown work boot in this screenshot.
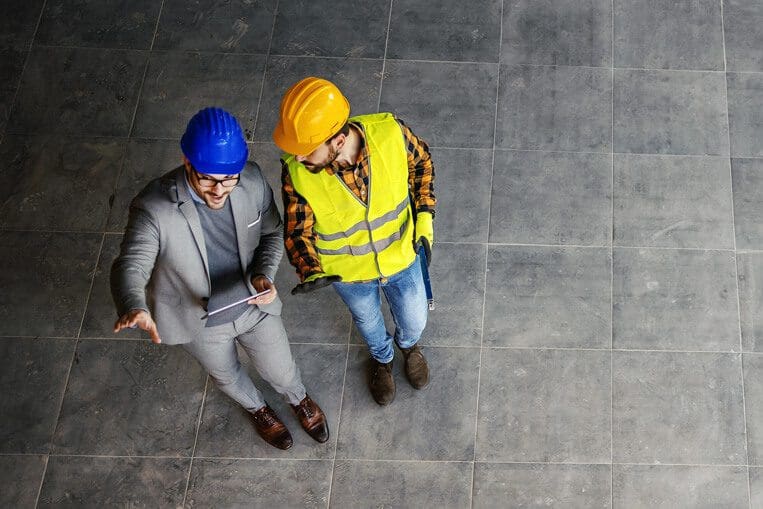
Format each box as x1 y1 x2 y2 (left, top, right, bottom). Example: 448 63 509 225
291 394 329 443
367 358 395 405
251 404 293 450
398 344 429 389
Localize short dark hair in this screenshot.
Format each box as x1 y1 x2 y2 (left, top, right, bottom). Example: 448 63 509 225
327 122 350 143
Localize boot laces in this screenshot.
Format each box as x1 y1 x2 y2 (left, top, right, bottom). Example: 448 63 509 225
299 403 313 419
255 408 276 426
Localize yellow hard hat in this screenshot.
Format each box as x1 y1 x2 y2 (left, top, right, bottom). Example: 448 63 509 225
272 77 350 156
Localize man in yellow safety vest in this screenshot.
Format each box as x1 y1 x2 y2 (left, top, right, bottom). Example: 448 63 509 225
273 77 436 406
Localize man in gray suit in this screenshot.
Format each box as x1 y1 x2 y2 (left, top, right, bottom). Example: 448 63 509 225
111 107 328 451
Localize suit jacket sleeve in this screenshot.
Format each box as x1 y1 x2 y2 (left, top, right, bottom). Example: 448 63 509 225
249 173 283 282
110 200 160 316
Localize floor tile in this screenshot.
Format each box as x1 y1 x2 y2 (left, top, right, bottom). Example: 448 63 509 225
254 55 383 142
80 234 145 340
0 455 46 509
386 0 501 62
432 148 492 243
336 346 479 461
744 354 763 464
0 232 101 337
8 47 146 137
422 243 486 347
473 463 611 508
275 256 352 344
613 69 729 155
732 158 763 250
154 0 277 53
722 0 763 72
0 135 124 231
0 0 45 47
105 139 181 232
0 338 75 454
501 0 612 67
613 0 724 70
613 351 746 464
194 344 346 459
739 253 763 352
612 248 739 351
614 154 734 249
496 64 612 152
348 243 484 348
727 72 763 158
187 458 332 507
613 465 749 508
131 51 265 139
38 456 188 508
379 60 498 149
490 150 612 245
35 0 161 49
270 0 388 58
0 45 26 133
476 348 610 462
52 339 206 456
330 460 472 508
484 246 611 349
751 467 763 507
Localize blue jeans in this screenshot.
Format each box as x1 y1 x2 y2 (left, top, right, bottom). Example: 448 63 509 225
332 258 428 363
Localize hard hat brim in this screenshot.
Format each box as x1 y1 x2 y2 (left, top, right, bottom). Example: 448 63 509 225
272 121 331 156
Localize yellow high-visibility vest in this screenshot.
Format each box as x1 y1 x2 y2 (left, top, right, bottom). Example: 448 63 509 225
284 112 416 282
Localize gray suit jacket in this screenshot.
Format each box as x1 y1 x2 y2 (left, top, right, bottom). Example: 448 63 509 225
110 163 283 345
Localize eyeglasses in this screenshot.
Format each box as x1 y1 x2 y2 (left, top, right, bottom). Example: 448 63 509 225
195 171 240 188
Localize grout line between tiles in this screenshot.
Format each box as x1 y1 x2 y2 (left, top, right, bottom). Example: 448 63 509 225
181 375 209 507
21 41 763 79
23 452 759 469
326 340 351 509
249 0 280 142
719 0 752 505
125 1 165 139
610 1 615 505
35 231 105 504
75 233 106 340
5 0 48 145
33 454 49 507
7 336 763 355
375 0 394 113
39 332 79 505
471 3 505 506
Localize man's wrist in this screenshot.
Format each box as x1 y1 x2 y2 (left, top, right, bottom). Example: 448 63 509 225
254 274 274 284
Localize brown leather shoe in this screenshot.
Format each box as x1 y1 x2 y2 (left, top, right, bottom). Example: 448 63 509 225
398 344 429 389
251 405 293 450
368 358 395 405
292 395 329 443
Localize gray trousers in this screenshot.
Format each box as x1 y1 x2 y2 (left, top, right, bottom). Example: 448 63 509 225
182 306 306 412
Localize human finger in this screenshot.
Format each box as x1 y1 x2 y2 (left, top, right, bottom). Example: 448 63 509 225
144 318 162 344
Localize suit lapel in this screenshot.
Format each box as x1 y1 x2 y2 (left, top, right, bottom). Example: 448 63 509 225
229 187 249 275
175 169 211 287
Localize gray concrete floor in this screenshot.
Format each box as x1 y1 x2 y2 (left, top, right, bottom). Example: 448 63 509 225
1 0 763 507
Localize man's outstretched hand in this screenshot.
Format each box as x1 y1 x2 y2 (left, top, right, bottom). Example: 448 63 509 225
292 275 342 295
113 309 161 344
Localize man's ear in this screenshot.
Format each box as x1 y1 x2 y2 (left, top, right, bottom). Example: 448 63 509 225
332 133 347 150
182 156 192 172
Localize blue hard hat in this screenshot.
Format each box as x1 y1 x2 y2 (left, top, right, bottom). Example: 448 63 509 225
180 107 249 174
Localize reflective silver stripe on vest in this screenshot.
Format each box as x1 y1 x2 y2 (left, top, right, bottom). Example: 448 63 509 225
317 198 409 242
316 221 407 256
